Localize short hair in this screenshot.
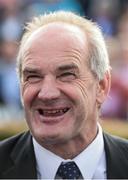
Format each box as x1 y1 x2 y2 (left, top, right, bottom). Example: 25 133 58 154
17 11 110 80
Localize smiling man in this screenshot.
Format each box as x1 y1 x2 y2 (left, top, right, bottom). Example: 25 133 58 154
0 11 128 179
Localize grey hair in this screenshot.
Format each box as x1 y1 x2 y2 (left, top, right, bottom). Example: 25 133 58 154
17 11 110 80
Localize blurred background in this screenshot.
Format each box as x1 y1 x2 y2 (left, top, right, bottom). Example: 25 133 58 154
0 0 128 139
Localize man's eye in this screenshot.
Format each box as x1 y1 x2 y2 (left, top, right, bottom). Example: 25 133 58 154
59 72 76 81
26 75 41 83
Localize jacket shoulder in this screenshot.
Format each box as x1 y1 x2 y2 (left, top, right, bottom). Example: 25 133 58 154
0 131 37 179
0 131 29 171
104 132 128 149
104 132 128 179
0 132 27 153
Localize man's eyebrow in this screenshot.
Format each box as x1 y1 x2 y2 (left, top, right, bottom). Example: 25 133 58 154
22 67 41 75
57 64 79 71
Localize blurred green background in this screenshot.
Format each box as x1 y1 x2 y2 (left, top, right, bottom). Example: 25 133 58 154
1 119 128 141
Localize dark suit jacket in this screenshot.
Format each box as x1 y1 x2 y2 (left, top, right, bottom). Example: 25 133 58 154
0 131 128 179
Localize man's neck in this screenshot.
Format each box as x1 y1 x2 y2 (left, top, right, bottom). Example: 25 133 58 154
41 127 98 159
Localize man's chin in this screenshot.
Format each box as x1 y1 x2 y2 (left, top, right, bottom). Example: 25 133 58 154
34 131 70 146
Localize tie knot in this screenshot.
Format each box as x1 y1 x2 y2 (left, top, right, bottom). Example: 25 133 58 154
55 161 83 179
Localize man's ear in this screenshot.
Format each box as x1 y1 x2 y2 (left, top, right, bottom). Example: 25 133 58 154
96 71 111 106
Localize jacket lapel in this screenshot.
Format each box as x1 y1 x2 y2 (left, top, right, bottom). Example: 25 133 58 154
104 132 128 179
2 132 37 179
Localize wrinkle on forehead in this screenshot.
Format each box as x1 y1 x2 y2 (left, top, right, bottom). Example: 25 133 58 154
62 48 87 67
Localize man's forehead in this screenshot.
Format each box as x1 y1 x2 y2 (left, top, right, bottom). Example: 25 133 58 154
21 22 88 62
25 22 86 45
21 21 89 71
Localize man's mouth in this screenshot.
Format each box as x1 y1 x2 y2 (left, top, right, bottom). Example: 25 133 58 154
38 107 70 117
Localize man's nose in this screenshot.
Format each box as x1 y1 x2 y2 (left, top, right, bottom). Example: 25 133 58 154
38 76 61 101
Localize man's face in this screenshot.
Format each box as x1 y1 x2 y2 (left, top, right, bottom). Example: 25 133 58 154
21 23 104 146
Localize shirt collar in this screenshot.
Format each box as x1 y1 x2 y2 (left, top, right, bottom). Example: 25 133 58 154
33 138 63 179
73 123 105 179
33 123 105 179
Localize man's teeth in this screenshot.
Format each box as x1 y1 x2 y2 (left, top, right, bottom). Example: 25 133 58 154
38 108 69 116
43 108 68 114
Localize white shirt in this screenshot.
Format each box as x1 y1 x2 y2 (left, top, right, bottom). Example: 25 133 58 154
33 124 106 179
